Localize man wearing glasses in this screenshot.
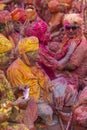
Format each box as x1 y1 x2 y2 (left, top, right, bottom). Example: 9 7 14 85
62 13 87 90
49 13 87 128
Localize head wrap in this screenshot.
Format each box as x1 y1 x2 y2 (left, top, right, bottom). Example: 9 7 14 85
25 18 50 45
11 8 27 23
18 36 39 54
63 13 83 26
0 34 12 53
0 10 12 23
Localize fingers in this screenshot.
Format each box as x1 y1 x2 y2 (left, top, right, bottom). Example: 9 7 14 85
57 96 64 110
53 94 64 110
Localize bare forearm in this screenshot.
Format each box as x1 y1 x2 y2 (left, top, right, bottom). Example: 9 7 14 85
63 62 77 70
50 31 60 38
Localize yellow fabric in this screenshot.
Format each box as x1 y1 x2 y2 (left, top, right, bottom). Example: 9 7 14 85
1 122 29 130
0 70 15 101
0 4 6 10
0 104 12 121
18 36 39 54
7 58 50 102
0 34 13 54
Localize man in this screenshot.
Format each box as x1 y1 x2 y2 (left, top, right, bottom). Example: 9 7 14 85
61 13 87 89
52 13 87 128
39 13 82 127
0 34 29 130
43 13 87 89
7 36 58 129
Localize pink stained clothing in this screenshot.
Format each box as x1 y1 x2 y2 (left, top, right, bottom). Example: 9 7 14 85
51 75 78 110
69 36 87 86
23 98 38 129
38 45 56 80
25 17 50 45
38 38 70 80
73 87 87 128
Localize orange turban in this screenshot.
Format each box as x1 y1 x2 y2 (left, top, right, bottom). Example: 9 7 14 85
18 36 39 54
11 8 27 23
0 34 12 53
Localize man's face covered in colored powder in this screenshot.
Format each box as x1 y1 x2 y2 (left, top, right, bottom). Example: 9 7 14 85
64 22 81 38
26 50 39 65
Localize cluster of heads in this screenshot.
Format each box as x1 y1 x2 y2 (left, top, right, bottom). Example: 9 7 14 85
0 0 84 70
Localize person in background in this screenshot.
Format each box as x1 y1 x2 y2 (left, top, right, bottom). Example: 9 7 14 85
24 3 50 46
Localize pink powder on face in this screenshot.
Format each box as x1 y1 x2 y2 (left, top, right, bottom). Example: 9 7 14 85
63 21 70 28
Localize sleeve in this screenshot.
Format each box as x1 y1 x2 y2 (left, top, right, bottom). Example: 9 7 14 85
69 42 86 67
38 69 50 91
58 43 77 65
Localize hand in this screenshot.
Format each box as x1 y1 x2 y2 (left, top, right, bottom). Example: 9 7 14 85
53 95 65 110
68 42 77 55
12 96 30 109
40 51 58 68
20 19 30 37
19 85 29 91
52 87 65 110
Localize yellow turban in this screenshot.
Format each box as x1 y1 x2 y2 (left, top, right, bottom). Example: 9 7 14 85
18 36 39 54
0 34 12 53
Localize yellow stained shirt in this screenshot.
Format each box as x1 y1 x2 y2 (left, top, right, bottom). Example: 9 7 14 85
7 58 50 102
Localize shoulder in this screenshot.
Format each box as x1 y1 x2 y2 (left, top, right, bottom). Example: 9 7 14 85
74 36 87 53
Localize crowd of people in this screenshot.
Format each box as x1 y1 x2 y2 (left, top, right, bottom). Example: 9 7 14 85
0 0 86 130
